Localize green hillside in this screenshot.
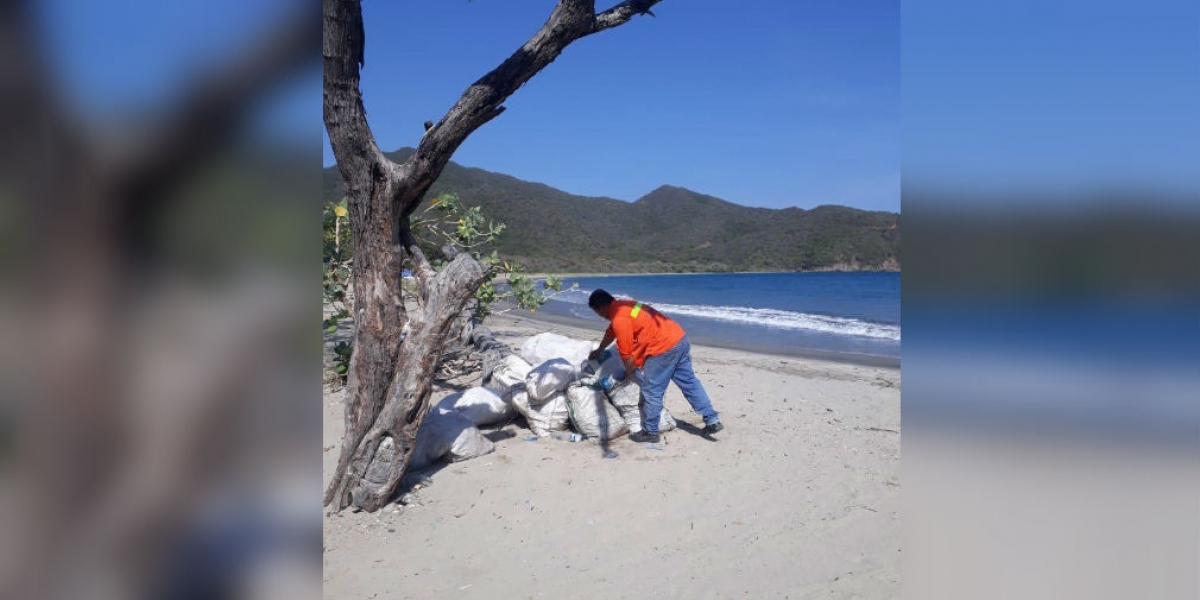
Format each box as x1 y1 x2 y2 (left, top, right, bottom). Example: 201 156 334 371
324 148 900 273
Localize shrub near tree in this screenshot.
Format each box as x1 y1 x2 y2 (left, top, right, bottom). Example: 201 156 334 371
323 192 571 385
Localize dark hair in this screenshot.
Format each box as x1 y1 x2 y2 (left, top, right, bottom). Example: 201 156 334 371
588 289 615 309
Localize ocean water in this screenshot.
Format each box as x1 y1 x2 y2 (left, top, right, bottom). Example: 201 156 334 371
536 272 901 362
903 299 1199 443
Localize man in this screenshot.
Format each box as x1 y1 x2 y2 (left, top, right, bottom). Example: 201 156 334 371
587 289 723 443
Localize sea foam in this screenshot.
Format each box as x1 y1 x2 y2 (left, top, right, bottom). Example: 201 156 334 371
555 288 900 341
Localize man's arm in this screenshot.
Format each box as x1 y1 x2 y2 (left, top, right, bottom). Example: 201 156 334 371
590 326 636 382
588 327 616 361
620 355 637 383
610 317 638 382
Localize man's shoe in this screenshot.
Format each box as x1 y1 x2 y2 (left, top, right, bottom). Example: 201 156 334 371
704 421 725 435
629 430 660 443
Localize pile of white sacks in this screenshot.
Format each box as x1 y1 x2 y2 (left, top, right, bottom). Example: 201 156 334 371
410 332 677 469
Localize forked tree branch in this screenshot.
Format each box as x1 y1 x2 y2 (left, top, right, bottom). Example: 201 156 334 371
0 0 88 199
394 0 667 217
114 8 319 206
324 0 387 199
322 0 669 511
398 227 435 308
595 0 662 31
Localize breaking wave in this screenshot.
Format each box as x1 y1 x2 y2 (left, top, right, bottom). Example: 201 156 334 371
552 288 900 341
652 302 901 340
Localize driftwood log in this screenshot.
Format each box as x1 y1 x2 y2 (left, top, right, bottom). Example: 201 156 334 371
470 324 518 380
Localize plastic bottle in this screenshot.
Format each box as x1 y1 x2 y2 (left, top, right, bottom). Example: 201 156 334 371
599 375 616 391
551 431 584 442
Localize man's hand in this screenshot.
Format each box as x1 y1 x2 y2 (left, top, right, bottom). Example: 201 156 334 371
594 331 615 361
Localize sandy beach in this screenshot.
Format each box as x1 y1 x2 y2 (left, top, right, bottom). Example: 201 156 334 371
323 312 901 599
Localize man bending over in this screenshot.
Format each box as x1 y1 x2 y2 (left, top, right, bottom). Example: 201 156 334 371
587 289 724 443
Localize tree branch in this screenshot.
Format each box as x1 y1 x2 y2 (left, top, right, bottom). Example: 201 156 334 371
395 0 666 218
113 7 319 205
325 0 391 198
595 0 664 31
399 225 434 307
0 0 86 200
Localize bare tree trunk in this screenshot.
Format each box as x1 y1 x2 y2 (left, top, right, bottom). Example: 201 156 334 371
341 253 489 510
322 0 399 507
323 0 667 511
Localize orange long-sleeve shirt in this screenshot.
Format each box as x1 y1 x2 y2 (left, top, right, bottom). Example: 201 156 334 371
605 299 686 367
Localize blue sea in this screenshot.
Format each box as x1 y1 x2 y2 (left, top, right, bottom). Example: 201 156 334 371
535 272 901 363
903 299 1199 443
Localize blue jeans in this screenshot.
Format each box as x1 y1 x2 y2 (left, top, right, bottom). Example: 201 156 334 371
637 336 719 435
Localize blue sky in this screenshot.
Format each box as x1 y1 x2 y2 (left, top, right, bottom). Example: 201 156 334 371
37 1 1190 211
324 1 900 212
904 0 1198 201
34 0 319 146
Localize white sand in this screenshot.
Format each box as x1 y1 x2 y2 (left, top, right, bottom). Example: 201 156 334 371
323 313 900 599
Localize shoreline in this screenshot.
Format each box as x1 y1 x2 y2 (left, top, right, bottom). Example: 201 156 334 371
529 269 901 278
500 308 901 370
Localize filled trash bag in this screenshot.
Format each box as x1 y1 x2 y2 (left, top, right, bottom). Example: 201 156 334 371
521 332 592 367
566 385 628 441
606 379 677 433
410 408 495 469
434 387 513 427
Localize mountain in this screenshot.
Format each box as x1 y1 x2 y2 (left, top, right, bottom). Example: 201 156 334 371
323 148 900 273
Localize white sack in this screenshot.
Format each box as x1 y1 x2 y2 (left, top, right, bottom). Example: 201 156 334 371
521 332 592 368
511 389 570 437
566 385 629 441
525 358 579 403
435 387 513 427
606 380 677 433
485 354 533 400
410 408 495 469
583 347 627 382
